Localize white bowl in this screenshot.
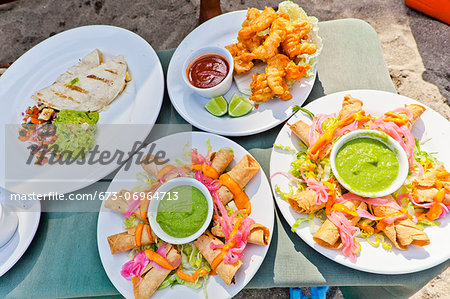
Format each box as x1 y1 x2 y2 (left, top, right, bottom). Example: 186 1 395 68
148 177 213 244
182 46 234 98
330 129 409 198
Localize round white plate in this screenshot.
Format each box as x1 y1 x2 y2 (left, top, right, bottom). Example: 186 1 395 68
167 11 316 136
0 188 41 277
98 131 274 298
0 25 164 194
270 89 450 274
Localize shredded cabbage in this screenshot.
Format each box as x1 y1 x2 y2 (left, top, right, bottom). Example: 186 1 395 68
132 171 156 192
278 1 323 77
273 143 297 153
274 184 294 200
127 243 156 260
416 219 441 230
159 243 210 293
291 213 315 232
358 232 392 250
124 216 142 228
413 138 438 173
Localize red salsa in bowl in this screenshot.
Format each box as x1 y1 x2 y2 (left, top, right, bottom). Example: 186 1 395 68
187 54 229 89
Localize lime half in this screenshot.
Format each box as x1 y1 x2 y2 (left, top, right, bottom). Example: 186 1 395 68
228 94 253 117
205 96 228 117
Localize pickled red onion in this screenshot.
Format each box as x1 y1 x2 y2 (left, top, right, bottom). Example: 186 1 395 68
160 167 186 183
327 211 360 262
121 251 149 281
124 193 142 218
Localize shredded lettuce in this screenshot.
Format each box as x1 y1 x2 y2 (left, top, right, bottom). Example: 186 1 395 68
291 213 314 232
132 171 156 192
274 184 294 200
159 243 210 293
413 138 438 172
220 146 234 153
124 216 143 228
206 139 212 154
273 143 297 153
416 219 441 230
358 232 392 250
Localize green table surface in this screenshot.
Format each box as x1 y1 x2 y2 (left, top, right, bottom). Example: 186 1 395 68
1 19 448 299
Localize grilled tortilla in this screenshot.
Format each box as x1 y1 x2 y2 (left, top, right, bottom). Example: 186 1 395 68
55 49 103 83
32 54 127 111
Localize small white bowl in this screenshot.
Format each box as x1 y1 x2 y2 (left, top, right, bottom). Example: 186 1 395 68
330 129 409 198
148 177 213 244
182 46 234 98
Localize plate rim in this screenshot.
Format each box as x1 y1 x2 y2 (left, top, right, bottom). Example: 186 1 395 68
270 88 450 274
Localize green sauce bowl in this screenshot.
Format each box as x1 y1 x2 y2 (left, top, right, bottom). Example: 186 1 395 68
148 177 213 244
330 129 409 198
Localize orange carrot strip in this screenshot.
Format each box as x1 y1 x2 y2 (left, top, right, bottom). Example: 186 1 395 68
144 249 176 270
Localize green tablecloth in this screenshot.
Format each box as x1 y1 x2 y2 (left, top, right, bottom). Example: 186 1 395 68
1 19 448 299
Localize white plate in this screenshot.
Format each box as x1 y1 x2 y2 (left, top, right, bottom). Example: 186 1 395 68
0 188 41 277
270 89 450 274
97 131 274 298
0 25 164 194
167 11 316 136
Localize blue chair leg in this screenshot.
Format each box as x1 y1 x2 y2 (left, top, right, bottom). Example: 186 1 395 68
289 287 304 299
310 286 329 299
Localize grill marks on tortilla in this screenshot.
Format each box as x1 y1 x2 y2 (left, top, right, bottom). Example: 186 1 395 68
105 69 118 75
86 74 112 85
65 84 88 94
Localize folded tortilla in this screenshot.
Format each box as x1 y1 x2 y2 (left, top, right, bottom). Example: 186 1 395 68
413 165 450 205
405 104 425 128
288 189 325 214
55 49 103 83
209 149 235 175
32 54 127 111
218 155 260 206
338 95 363 119
194 232 242 286
372 200 430 250
313 199 366 249
211 218 270 246
107 225 157 255
133 243 181 299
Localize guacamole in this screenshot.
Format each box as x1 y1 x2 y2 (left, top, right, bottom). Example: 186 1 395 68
53 110 99 158
335 137 399 193
156 185 208 238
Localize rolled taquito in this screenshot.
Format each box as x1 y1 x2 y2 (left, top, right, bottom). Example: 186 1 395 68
405 104 425 128
313 200 367 249
218 155 260 206
105 189 144 220
209 149 234 175
288 189 325 214
289 119 311 147
107 225 157 254
211 218 270 246
194 232 242 286
141 154 180 181
372 200 430 250
133 243 181 299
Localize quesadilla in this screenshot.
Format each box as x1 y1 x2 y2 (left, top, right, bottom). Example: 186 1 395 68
32 52 128 111
55 49 103 83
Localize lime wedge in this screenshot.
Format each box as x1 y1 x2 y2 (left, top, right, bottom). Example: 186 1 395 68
205 96 228 117
228 94 253 117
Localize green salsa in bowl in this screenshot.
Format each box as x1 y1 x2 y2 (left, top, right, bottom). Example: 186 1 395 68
148 177 213 244
330 129 409 198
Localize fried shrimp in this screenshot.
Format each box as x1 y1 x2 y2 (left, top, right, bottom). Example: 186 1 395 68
249 73 275 102
285 61 310 81
237 7 278 41
265 54 290 95
225 43 255 74
282 20 312 59
252 16 289 62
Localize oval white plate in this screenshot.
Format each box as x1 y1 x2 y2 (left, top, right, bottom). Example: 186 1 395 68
0 25 164 194
167 11 316 136
0 188 41 277
270 89 450 274
98 131 274 298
